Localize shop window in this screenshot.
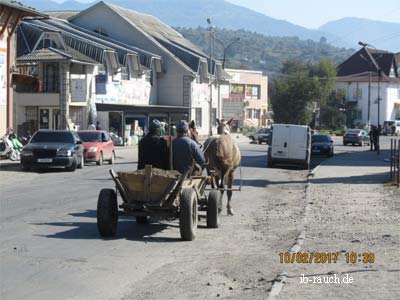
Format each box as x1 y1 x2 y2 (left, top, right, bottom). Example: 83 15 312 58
246 85 260 99
195 108 202 128
70 107 84 130
230 84 245 94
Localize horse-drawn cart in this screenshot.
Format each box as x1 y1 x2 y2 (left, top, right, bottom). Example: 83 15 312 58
97 165 222 241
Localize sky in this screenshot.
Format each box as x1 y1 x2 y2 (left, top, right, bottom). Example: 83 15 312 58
54 0 400 29
225 0 400 28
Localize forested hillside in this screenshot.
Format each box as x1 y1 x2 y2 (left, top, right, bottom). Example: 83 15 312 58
177 27 355 76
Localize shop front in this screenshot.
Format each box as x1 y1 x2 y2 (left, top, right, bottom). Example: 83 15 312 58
96 103 189 145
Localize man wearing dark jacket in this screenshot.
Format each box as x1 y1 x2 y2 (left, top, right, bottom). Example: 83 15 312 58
172 120 205 174
138 119 169 170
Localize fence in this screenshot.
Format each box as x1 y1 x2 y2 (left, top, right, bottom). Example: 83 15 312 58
390 139 400 188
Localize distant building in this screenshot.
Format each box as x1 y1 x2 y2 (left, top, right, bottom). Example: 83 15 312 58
335 47 400 127
221 69 269 130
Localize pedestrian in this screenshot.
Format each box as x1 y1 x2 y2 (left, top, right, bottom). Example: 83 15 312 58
372 125 381 152
137 119 169 170
391 124 396 136
369 126 375 151
172 120 205 175
96 121 102 130
88 123 96 130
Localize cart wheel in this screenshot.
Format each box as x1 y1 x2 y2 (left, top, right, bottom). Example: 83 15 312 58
136 216 149 224
97 188 118 237
207 190 221 228
179 188 198 241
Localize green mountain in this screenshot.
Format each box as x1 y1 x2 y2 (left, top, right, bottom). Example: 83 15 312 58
176 27 354 76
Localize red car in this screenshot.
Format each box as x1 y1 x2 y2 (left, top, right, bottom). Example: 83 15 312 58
77 130 115 165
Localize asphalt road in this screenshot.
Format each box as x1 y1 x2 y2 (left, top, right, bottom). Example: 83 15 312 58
0 135 395 300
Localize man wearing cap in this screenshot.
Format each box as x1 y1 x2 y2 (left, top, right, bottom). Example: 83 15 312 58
138 119 169 170
172 120 205 174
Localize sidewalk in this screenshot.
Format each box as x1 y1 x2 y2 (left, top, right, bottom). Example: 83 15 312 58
280 147 400 299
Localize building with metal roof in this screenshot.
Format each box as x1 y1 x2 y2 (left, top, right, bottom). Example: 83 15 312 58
68 1 224 135
0 0 47 134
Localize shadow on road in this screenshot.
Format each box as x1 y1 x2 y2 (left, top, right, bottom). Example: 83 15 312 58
32 217 183 243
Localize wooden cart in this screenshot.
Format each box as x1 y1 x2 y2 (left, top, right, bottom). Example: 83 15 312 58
97 165 222 241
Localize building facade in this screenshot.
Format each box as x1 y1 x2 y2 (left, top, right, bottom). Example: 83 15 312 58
221 68 269 130
0 0 45 135
67 1 223 136
335 47 400 127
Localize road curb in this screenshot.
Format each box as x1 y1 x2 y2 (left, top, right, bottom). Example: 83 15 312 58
267 181 310 300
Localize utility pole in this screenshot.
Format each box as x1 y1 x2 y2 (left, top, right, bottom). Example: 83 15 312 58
207 18 215 137
367 71 371 130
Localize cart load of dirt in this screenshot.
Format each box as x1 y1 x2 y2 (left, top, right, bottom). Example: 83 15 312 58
117 168 181 204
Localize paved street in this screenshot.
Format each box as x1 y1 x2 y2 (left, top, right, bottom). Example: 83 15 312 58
0 135 398 300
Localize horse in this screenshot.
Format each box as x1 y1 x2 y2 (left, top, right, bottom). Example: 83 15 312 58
188 120 200 144
203 118 241 215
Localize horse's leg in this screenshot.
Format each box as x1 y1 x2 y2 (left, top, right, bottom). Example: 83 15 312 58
226 171 234 216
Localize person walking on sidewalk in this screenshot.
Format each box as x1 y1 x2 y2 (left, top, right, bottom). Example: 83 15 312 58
369 126 376 151
372 125 381 152
138 119 169 170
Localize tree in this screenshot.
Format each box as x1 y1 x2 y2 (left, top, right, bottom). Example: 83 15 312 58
319 90 347 130
271 59 337 125
271 71 321 125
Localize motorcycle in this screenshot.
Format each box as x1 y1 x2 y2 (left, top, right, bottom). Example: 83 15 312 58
0 134 22 161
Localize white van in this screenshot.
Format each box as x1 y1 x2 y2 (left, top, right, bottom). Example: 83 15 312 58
383 120 400 136
267 124 311 169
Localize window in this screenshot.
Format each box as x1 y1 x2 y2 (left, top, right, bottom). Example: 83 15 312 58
145 70 153 85
254 109 260 119
43 63 59 93
246 85 260 99
195 108 202 127
352 86 362 101
121 67 129 80
246 108 252 119
230 84 245 94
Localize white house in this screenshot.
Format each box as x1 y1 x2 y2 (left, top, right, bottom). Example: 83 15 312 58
335 47 400 127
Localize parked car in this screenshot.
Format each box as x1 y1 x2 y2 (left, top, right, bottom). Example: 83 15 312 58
267 124 311 169
343 129 370 146
20 130 84 171
110 132 124 146
248 128 271 144
383 120 400 136
77 130 115 165
311 134 334 157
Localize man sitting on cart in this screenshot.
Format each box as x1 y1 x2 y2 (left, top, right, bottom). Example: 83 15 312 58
172 120 205 175
138 119 169 170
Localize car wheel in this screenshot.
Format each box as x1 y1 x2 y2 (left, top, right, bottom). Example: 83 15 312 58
77 155 84 169
97 152 103 166
66 157 77 172
108 151 115 165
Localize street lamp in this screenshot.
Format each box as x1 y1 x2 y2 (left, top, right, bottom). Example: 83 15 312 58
212 36 240 69
359 41 383 153
207 18 215 137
